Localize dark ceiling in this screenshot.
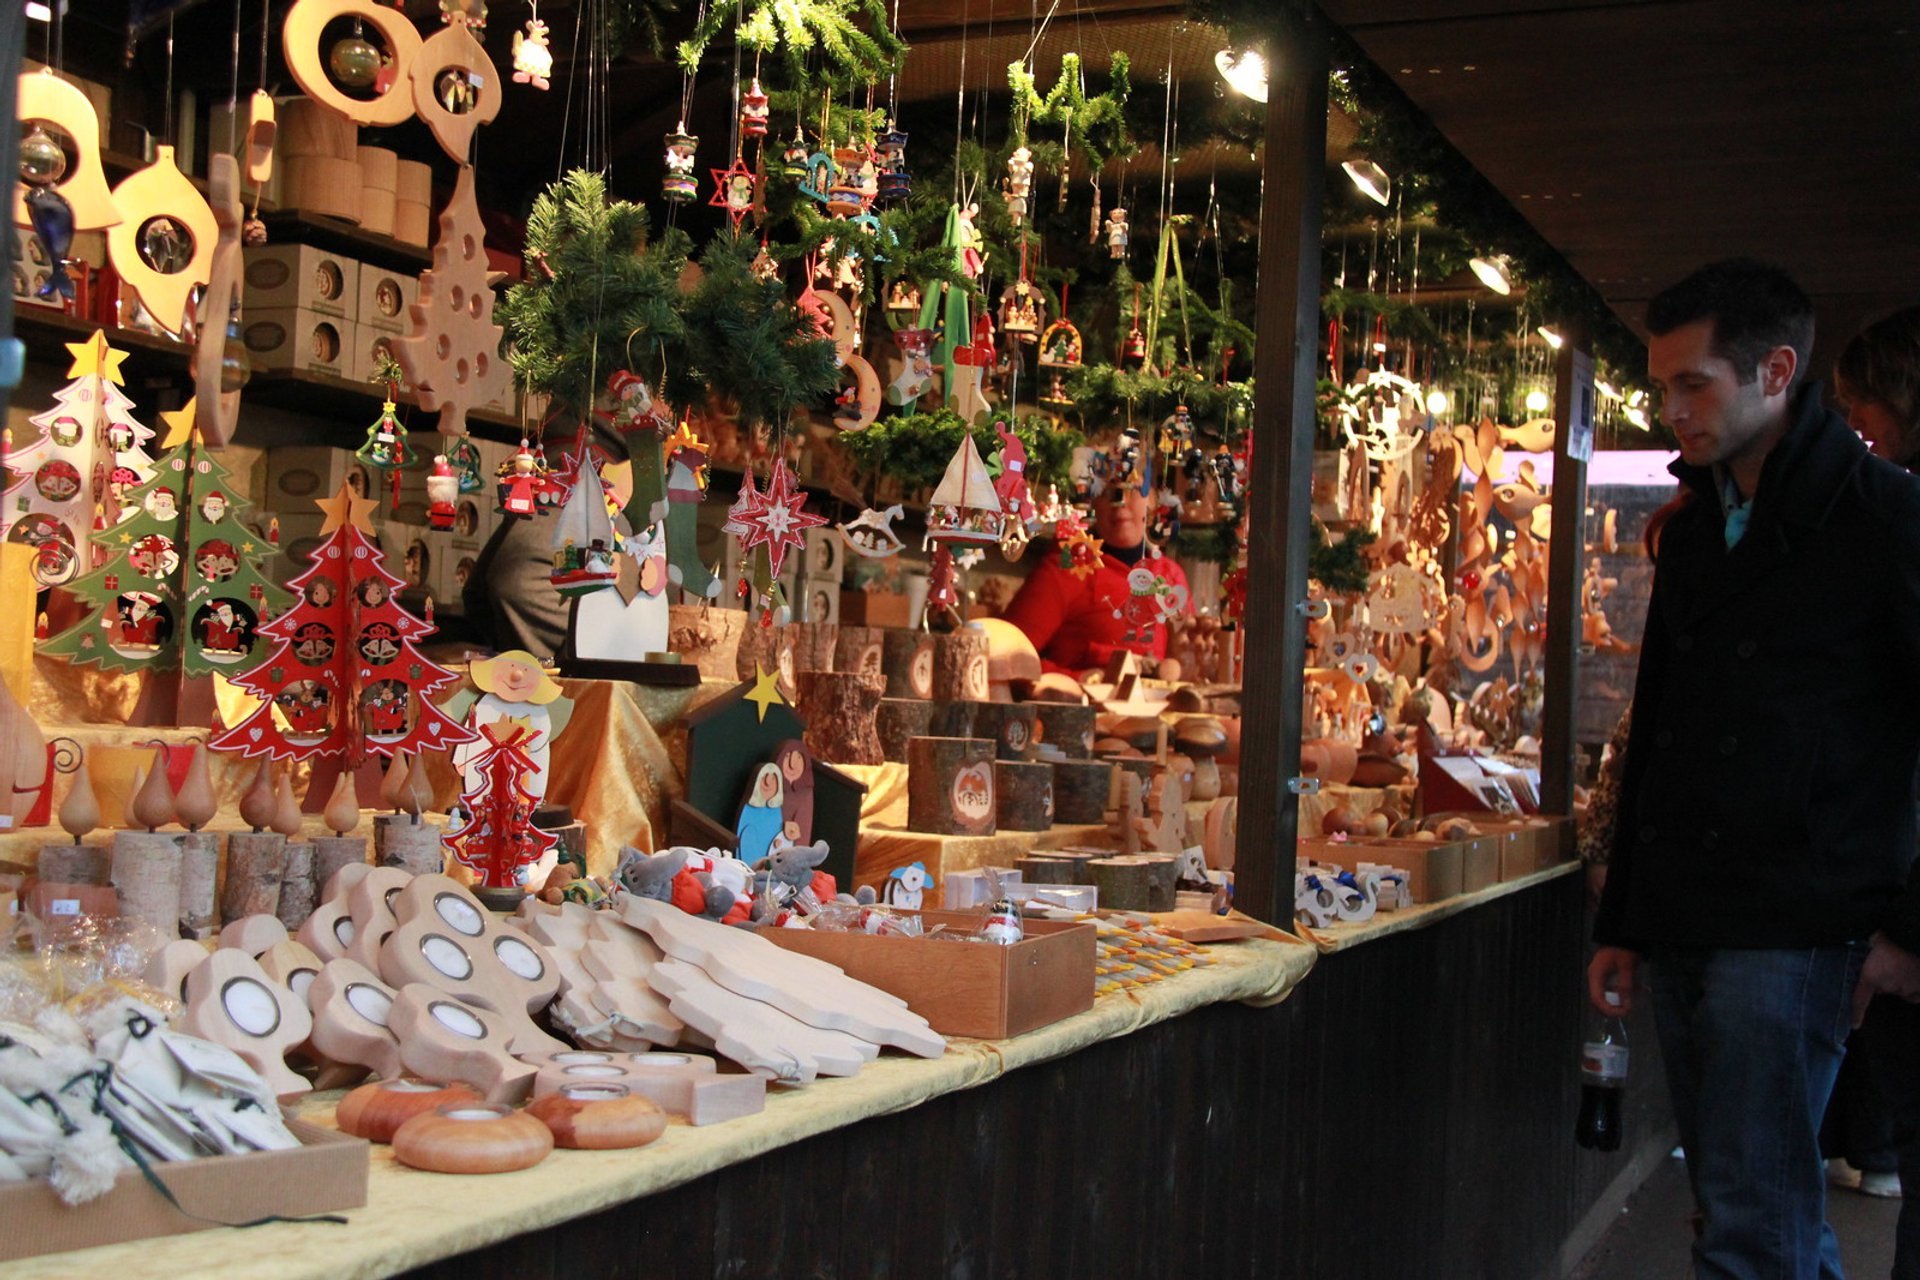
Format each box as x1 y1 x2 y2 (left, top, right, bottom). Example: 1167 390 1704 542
1319 0 1920 367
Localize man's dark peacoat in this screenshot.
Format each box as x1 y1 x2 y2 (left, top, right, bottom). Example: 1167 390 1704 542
1595 384 1920 953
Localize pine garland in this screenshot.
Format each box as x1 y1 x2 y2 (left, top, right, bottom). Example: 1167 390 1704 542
1005 52 1138 173
671 233 841 428
833 410 1082 493
1309 521 1375 595
677 0 906 90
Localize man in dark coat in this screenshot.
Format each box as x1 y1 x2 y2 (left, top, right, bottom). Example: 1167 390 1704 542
1589 260 1920 1279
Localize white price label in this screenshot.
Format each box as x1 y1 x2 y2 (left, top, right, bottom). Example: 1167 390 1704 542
50 898 81 916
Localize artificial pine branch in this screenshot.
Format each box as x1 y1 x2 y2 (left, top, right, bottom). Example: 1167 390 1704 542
677 0 907 91
673 233 841 428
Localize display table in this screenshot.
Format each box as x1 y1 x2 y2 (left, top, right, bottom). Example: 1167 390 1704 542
0 935 1314 1280
1296 861 1582 953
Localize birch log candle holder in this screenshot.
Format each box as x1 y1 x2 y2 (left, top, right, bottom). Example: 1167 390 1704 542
312 772 369 889
375 753 445 876
224 761 288 924
111 749 184 934
38 759 108 886
175 744 220 939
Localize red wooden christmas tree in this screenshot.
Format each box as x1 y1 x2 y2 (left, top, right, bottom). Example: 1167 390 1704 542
211 481 472 764
443 723 556 890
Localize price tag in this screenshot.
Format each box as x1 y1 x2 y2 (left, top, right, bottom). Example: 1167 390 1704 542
50 898 80 916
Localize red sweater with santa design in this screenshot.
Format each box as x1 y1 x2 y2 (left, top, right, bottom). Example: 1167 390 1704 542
1000 546 1191 675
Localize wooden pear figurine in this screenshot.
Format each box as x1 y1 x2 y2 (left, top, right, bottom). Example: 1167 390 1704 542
380 752 410 812
240 760 278 832
402 751 431 819
324 771 359 836
174 743 217 832
130 748 177 831
58 763 101 843
123 766 145 830
271 772 304 838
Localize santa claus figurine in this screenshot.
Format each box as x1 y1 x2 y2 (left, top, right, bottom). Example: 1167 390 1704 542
200 601 245 653
427 455 459 531
1114 565 1189 645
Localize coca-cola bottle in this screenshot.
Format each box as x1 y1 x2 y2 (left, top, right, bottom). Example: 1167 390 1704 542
1575 996 1629 1152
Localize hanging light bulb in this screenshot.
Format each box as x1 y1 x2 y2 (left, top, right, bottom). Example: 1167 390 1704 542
1342 159 1392 206
1425 389 1450 417
1214 49 1269 104
1536 325 1564 349
1524 388 1551 414
1469 255 1514 295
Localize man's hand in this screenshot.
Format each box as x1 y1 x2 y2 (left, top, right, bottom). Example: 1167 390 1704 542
1851 933 1920 1027
1587 946 1640 1016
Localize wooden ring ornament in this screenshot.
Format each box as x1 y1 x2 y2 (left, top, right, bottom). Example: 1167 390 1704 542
194 154 245 447
282 0 425 128
526 1082 667 1150
391 1102 553 1174
105 145 216 338
13 69 123 229
410 22 503 164
337 1078 480 1143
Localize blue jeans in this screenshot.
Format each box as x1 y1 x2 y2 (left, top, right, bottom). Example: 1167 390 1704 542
1651 944 1867 1280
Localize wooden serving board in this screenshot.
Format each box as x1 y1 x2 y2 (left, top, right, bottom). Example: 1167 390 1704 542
648 959 876 1085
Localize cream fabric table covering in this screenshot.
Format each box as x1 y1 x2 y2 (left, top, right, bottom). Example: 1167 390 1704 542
2 935 1315 1280
1295 861 1581 953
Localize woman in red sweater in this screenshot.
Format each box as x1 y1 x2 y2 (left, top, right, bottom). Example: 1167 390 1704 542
1001 485 1190 676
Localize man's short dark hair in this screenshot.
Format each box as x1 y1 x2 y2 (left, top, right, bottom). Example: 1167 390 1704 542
1645 258 1815 387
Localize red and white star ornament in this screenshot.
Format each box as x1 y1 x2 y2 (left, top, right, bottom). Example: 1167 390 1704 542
709 156 759 230
734 458 825 580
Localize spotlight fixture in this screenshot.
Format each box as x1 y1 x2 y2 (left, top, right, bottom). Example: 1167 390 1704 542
1342 159 1392 207
1469 255 1514 296
1524 388 1551 414
1536 325 1564 350
1214 49 1269 104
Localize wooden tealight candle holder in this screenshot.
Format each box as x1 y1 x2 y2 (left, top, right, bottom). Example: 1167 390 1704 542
391 1102 553 1174
973 703 1038 761
905 737 997 836
38 761 108 885
343 865 413 971
296 862 376 962
387 983 537 1103
877 698 936 762
144 938 212 1002
181 947 314 1099
312 772 369 888
257 939 326 1006
1033 703 1097 759
1088 856 1152 911
526 1082 667 1150
932 629 991 702
378 874 564 1056
1050 759 1115 825
225 761 289 923
524 1050 766 1125
218 913 289 957
110 750 184 934
175 744 220 939
307 957 406 1080
337 1079 482 1144
993 760 1054 831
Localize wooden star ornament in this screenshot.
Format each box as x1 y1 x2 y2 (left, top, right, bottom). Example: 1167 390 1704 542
737 459 826 580
744 663 784 722
66 331 129 384
709 157 760 230
315 480 380 536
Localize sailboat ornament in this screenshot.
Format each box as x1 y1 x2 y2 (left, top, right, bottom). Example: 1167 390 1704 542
924 434 1006 545
548 455 622 598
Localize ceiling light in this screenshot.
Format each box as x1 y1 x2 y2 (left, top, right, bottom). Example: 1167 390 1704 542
1624 406 1650 430
1536 325 1564 350
1469 255 1513 296
1342 159 1391 206
1214 49 1269 104
1627 389 1648 408
25 1 52 20
1524 389 1551 414
1596 380 1623 402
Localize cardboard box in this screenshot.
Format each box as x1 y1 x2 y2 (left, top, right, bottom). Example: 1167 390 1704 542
0 1119 366 1263
243 243 358 318
265 449 378 510
356 262 416 333
243 308 355 378
763 909 1096 1039
1299 837 1464 904
1458 834 1500 892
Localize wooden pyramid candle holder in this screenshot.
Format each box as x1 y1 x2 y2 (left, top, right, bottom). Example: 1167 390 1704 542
181 947 314 1099
387 983 536 1104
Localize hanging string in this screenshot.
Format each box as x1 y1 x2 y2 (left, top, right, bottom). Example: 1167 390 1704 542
556 0 585 177
886 0 902 120
727 0 744 161
258 0 269 89
163 15 176 147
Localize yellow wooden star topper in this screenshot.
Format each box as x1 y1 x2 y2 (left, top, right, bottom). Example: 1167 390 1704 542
158 399 196 449
65 330 129 385
315 479 379 536
664 419 707 457
744 662 784 722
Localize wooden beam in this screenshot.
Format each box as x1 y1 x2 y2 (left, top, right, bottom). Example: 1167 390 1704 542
1542 339 1592 813
1232 1 1326 928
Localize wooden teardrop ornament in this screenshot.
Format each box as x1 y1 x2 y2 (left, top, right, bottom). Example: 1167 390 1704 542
130 747 178 830
391 1102 552 1174
525 1083 667 1150
58 762 101 840
174 743 218 831
337 1078 481 1144
240 759 279 831
105 146 216 338
282 0 425 129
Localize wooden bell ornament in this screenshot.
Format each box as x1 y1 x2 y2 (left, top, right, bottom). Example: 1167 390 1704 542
390 1101 552 1174
12 69 122 230
306 957 405 1080
181 948 314 1100
525 1082 667 1150
410 22 502 163
193 155 245 447
282 0 424 128
337 1078 481 1144
386 982 536 1103
378 874 564 1056
105 146 216 338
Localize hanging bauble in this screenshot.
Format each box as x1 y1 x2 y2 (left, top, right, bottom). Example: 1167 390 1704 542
329 25 383 88
19 125 67 186
739 79 770 139
284 0 423 128
23 187 75 301
446 437 485 492
663 126 700 203
13 70 122 230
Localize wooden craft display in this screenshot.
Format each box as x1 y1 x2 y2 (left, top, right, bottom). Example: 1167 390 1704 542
795 670 885 765
877 698 935 762
307 957 406 1080
180 947 313 1099
526 1084 668 1150
391 1102 553 1174
337 1078 480 1144
378 874 564 1056
219 913 289 956
282 0 424 127
648 959 875 1085
386 983 536 1103
932 630 991 701
881 630 934 699
993 760 1054 831
105 146 216 337
1050 759 1114 825
972 703 1038 760
12 69 122 229
906 737 996 836
522 1049 766 1125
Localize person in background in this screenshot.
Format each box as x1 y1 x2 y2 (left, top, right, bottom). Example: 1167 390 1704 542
1001 482 1192 677
1829 305 1920 1272
1587 261 1920 1279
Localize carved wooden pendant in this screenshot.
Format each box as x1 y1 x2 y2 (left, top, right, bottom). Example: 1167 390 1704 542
282 0 424 128
410 22 502 163
13 69 122 230
105 146 215 338
193 154 245 447
392 165 503 437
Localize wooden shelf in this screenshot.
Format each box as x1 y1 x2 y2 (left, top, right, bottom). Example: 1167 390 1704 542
258 210 432 273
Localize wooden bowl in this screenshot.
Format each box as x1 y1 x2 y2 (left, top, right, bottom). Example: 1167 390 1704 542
391 1103 553 1174
526 1083 668 1150
337 1079 482 1144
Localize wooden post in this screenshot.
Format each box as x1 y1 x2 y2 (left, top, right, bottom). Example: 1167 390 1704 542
37 843 110 885
223 832 288 922
1543 341 1593 816
1233 2 1326 931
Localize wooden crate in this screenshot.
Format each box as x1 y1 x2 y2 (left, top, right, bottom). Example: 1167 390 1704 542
1299 837 1465 904
762 909 1096 1039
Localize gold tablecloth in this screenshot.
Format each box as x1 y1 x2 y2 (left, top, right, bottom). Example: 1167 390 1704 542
0 935 1315 1280
1294 860 1580 953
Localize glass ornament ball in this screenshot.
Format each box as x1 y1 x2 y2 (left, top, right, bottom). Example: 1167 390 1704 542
19 126 67 186
329 35 383 89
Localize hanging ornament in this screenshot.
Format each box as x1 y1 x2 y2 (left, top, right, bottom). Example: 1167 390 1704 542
780 130 811 180
496 439 545 519
23 186 75 302
999 279 1042 342
739 78 770 138
512 15 553 89
837 504 906 559
446 437 485 492
956 202 985 281
876 124 909 203
413 15 502 163
426 455 459 530
330 20 383 88
105 146 216 338
356 400 410 471
735 459 827 581
1004 145 1034 225
13 70 122 231
884 279 923 327
18 125 67 187
825 147 873 217
663 125 700 203
1105 206 1130 259
797 149 837 206
284 0 423 128
709 157 759 230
